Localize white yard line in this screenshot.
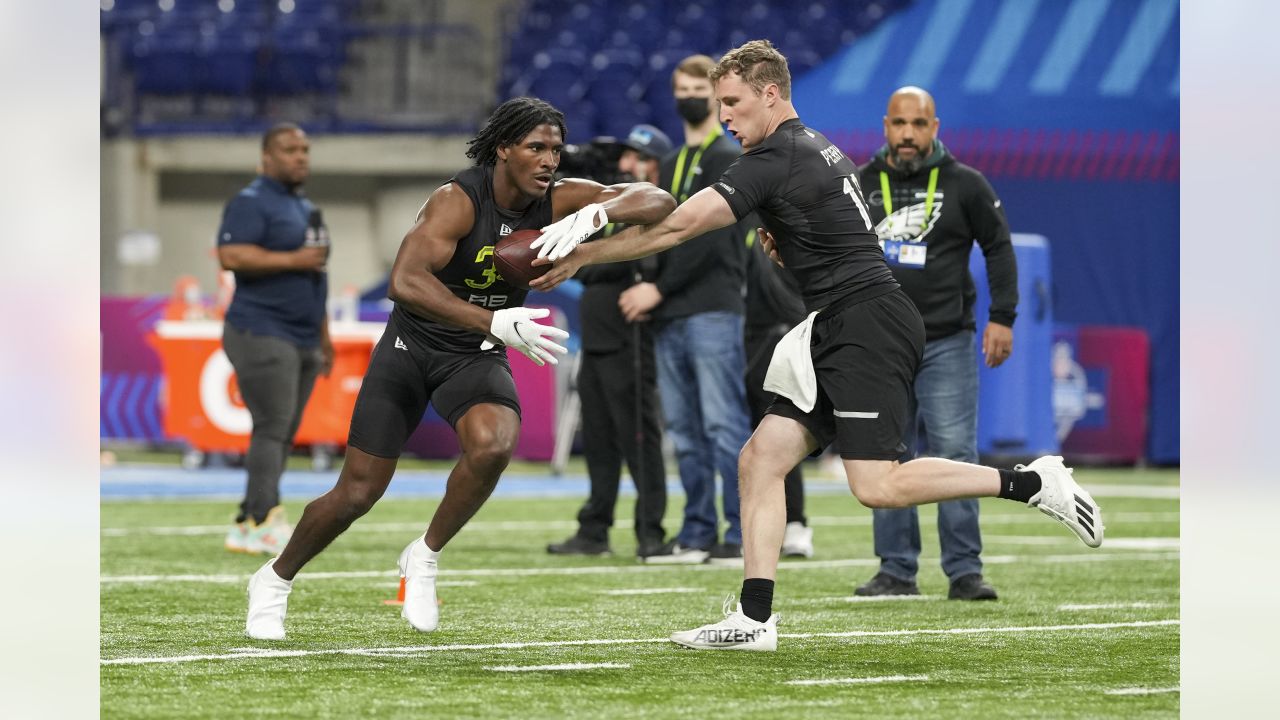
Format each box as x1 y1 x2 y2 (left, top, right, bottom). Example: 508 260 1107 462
1058 602 1172 611
100 619 1179 666
1105 686 1180 695
99 552 1179 585
786 674 930 686
485 662 630 672
985 536 1180 550
598 588 701 596
101 511 1180 537
1084 485 1179 499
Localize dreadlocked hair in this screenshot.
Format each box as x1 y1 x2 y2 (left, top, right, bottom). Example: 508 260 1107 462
465 97 568 166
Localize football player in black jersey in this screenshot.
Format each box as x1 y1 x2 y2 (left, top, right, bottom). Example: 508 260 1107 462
246 97 676 640
533 41 1104 651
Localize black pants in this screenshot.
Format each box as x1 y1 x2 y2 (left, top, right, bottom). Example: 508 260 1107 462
222 324 321 523
745 323 806 525
575 336 666 546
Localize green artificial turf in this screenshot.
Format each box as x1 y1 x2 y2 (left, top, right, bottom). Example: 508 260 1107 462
101 468 1179 718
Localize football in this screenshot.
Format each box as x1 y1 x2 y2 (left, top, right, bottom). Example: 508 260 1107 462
493 228 550 289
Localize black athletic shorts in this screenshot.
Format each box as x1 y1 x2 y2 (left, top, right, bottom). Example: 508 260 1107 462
766 288 925 460
347 313 521 458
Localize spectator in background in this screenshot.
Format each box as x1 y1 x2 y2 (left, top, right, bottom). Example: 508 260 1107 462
547 124 672 559
619 55 753 566
853 86 1019 601
743 231 813 558
218 123 334 556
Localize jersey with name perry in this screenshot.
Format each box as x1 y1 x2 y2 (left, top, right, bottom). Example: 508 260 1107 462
392 163 554 354
711 118 898 313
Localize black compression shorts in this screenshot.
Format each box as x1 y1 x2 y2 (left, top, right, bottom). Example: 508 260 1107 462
346 312 521 458
766 288 924 460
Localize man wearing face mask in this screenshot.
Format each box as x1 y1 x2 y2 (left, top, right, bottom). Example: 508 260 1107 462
548 124 672 559
620 55 753 566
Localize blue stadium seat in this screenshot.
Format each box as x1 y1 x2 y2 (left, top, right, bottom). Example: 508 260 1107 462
131 35 201 95
199 28 259 96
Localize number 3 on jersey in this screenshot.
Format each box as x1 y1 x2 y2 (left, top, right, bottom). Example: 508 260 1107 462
842 173 874 231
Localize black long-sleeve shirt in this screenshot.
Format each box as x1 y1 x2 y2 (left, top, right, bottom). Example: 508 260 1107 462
858 142 1018 340
652 133 748 321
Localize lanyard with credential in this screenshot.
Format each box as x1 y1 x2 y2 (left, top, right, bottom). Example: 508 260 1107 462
879 166 939 231
669 127 722 203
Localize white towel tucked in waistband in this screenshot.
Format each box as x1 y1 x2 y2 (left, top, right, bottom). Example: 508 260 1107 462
763 311 820 413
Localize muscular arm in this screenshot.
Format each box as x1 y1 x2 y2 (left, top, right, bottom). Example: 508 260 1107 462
385 184 494 335
531 187 735 290
550 177 676 225
217 243 327 274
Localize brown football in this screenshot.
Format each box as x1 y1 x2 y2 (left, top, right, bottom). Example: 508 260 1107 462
493 228 550 289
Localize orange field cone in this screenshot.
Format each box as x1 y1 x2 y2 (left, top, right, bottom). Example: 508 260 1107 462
382 576 406 606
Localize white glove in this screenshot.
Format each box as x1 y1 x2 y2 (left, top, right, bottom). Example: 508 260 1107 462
479 307 570 366
530 203 608 261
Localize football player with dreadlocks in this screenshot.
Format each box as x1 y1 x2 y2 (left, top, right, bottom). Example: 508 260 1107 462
245 97 676 640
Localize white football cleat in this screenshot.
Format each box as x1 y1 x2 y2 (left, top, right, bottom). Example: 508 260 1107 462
400 537 439 632
781 522 814 558
245 558 292 640
670 595 779 651
1020 455 1104 548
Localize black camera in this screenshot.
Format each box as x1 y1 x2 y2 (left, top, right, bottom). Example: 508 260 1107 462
557 137 629 184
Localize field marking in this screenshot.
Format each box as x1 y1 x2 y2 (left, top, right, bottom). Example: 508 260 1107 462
100 619 1179 666
100 552 1179 585
1058 602 1172 611
786 674 929 686
1105 686 1180 695
985 536 1180 550
1084 485 1179 499
789 595 941 606
598 588 701 596
485 662 630 672
100 511 1180 538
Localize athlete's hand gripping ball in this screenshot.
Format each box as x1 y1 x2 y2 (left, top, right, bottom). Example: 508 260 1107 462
530 203 607 261
480 307 570 366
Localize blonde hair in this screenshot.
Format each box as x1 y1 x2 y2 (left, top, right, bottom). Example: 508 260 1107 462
671 54 716 89
710 39 791 100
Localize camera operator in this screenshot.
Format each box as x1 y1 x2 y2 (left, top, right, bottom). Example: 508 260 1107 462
547 125 673 559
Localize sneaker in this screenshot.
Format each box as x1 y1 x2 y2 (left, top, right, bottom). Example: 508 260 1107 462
245 506 293 556
546 535 612 556
1020 455 1104 548
636 538 667 560
245 559 292 640
781 522 814 558
642 540 711 565
948 573 998 601
399 537 439 632
706 542 743 567
670 595 779 651
225 521 250 553
854 572 920 597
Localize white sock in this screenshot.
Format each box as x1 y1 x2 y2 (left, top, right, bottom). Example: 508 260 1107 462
419 538 440 563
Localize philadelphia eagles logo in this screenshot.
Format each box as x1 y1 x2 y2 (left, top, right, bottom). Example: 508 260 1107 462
875 199 944 243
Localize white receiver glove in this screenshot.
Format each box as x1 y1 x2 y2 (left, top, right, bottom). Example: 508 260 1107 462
479 307 570 366
530 203 608 261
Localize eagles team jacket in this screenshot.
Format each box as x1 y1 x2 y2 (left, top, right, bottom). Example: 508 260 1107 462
858 141 1018 341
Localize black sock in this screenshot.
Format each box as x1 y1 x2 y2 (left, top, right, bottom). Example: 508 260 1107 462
740 578 775 622
997 468 1042 503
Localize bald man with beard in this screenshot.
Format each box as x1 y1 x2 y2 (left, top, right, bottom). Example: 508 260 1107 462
852 86 1020 601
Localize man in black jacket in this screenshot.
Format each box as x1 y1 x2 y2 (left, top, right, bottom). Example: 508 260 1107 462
547 124 672 558
618 55 753 565
854 86 1019 601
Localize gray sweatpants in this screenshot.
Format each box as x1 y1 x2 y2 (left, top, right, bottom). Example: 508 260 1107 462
221 324 322 524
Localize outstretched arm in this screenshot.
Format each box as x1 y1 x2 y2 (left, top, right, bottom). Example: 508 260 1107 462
530 186 736 291
531 179 677 260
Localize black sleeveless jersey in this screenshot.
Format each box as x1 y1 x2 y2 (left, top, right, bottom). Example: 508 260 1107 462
711 118 899 313
393 163 554 353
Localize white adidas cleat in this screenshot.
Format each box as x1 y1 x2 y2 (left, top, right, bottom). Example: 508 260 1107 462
670 595 779 651
781 521 814 558
1020 455 1104 548
399 537 439 632
245 558 292 640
